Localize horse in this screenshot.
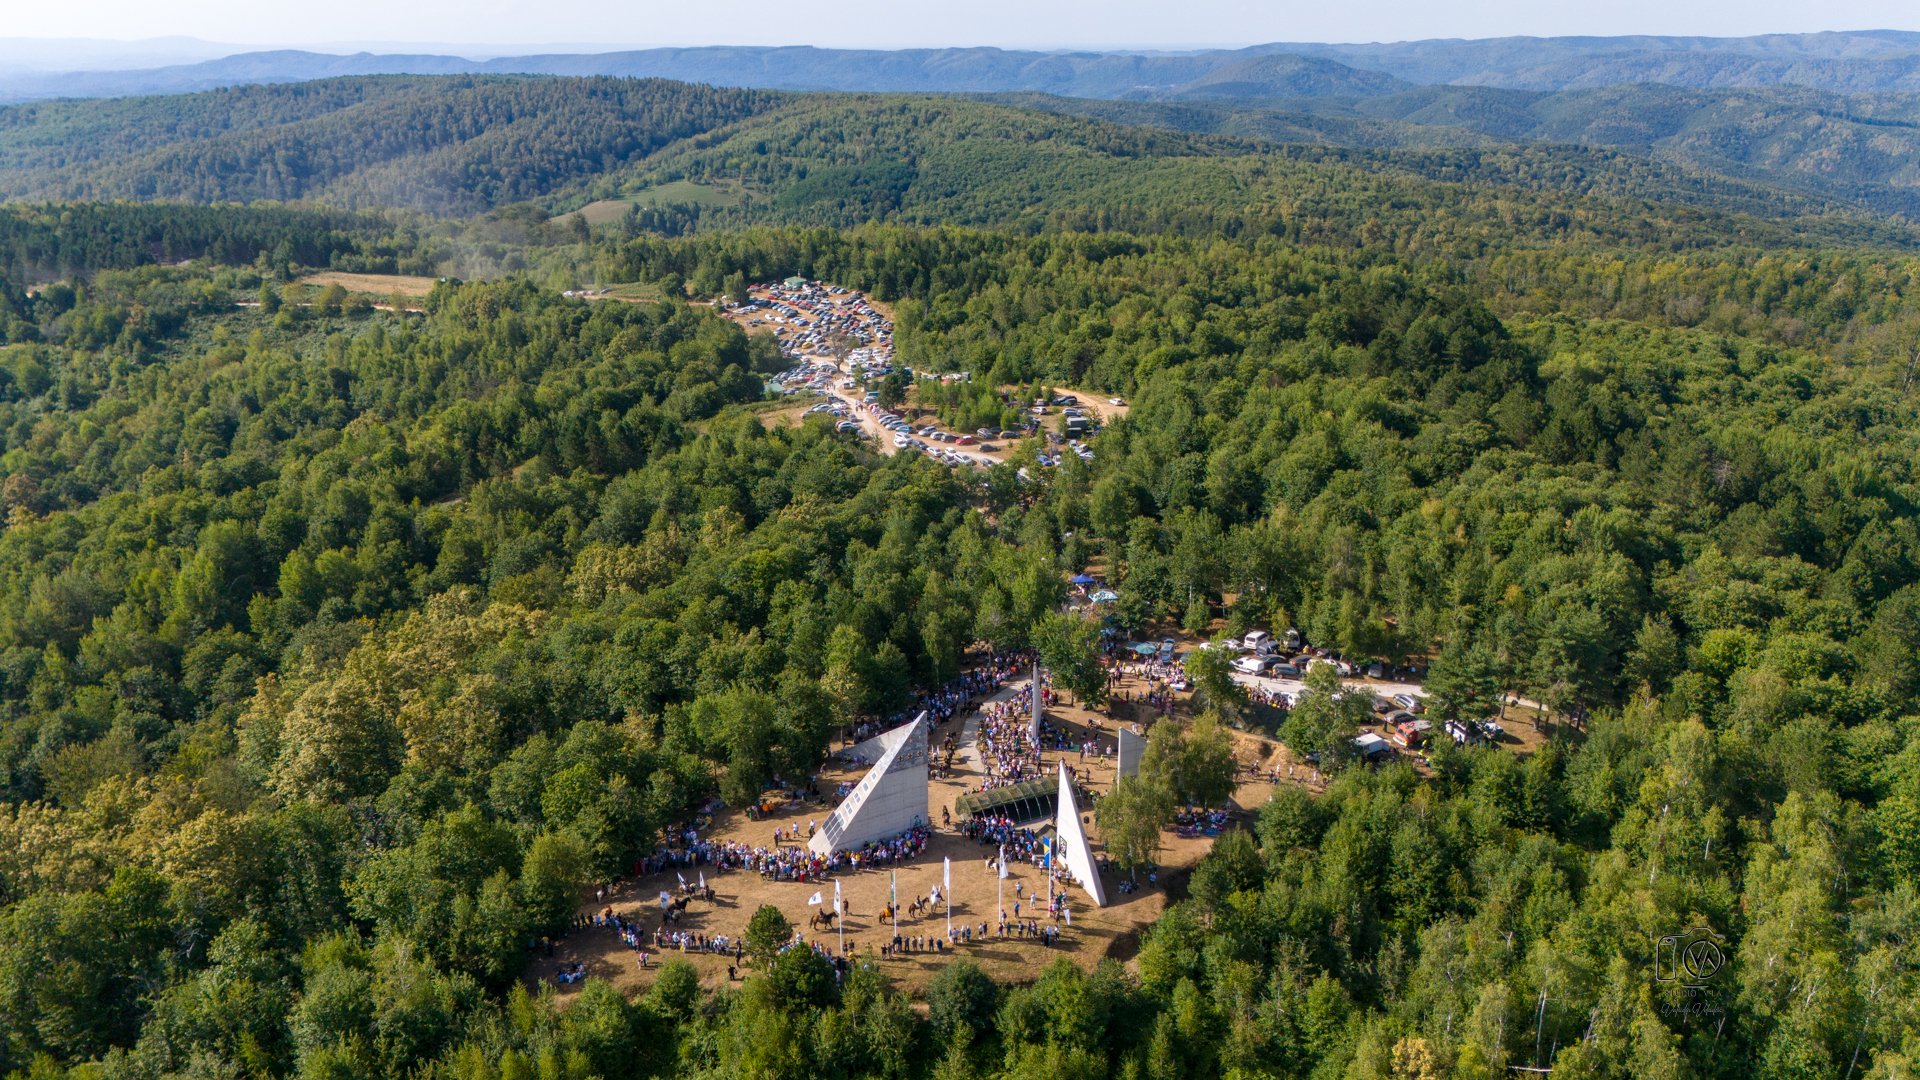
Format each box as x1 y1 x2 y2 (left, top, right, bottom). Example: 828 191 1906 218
808 907 837 931
879 904 895 925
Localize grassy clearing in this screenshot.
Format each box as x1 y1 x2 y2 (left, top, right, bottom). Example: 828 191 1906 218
298 271 440 296
593 282 665 301
567 180 755 225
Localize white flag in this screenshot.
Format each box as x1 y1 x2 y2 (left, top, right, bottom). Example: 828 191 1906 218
659 891 671 910
677 872 687 887
998 845 1009 879
944 856 951 889
808 891 823 906
698 872 706 890
835 879 843 912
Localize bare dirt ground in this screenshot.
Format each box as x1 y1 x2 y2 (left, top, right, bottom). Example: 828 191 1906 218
297 271 440 296
531 655 1291 1002
530 617 1560 1004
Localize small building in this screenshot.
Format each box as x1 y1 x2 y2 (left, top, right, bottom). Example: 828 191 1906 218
784 276 808 288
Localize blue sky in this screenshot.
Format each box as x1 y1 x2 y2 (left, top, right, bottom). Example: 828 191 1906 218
5 0 1919 52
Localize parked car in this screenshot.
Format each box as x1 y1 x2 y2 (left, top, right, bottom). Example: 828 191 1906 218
1392 694 1426 713
1269 664 1301 679
1232 656 1267 675
1241 630 1270 652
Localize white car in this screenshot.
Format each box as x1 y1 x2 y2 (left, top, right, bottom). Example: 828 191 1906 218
893 433 910 447
1231 656 1267 675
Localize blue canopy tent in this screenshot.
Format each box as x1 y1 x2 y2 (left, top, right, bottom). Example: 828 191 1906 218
1070 575 1097 584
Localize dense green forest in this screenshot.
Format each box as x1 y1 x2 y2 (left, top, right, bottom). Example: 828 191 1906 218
0 66 1917 1080
984 83 1920 216
0 78 787 215
0 196 1914 1079
16 75 1920 232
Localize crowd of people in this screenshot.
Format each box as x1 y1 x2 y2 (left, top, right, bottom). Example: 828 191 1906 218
848 647 1038 744
1244 684 1292 710
546 647 1181 990
631 823 935 885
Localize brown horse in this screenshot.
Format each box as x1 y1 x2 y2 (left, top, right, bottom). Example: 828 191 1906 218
808 907 837 931
879 905 895 925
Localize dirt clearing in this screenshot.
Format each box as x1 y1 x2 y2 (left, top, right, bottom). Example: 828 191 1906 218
298 272 439 296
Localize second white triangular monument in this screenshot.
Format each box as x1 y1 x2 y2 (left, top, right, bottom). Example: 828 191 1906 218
1115 725 1144 781
1054 762 1107 907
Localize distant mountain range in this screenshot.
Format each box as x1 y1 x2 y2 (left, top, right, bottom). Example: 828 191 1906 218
987 83 1920 215
10 31 1920 103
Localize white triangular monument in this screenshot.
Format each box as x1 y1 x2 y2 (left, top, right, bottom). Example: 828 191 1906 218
1030 662 1043 743
1116 725 1144 781
1054 762 1107 907
810 712 930 855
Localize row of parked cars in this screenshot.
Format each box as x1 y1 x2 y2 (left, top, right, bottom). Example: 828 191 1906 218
748 282 894 357
775 361 844 393
870 413 1000 468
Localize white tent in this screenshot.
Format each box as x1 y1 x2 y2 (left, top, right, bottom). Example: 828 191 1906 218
1054 762 1107 907
809 713 930 854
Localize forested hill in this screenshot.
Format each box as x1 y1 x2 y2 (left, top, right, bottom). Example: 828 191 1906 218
983 82 1920 217
2 51 1920 1080
0 77 789 215
10 31 1920 102
0 213 1919 1078
14 74 1920 233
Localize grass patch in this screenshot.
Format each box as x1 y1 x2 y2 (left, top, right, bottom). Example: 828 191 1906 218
566 180 755 225
298 271 439 296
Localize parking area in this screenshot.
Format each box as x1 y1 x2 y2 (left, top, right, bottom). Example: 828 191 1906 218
741 284 1132 478
1195 632 1547 760
722 279 895 367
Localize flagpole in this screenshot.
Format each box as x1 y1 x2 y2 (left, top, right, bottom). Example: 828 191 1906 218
836 879 843 958
945 857 952 943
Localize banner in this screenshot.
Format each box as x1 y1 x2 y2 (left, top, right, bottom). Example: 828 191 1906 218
835 879 843 912
944 856 951 888
808 891 823 906
998 845 1009 878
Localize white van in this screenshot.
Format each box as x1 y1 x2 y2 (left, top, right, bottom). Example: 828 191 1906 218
1241 630 1270 652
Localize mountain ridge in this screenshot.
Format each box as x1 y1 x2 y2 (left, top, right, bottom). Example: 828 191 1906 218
12 32 1920 103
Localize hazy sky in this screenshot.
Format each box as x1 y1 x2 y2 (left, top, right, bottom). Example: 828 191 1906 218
6 0 1920 52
